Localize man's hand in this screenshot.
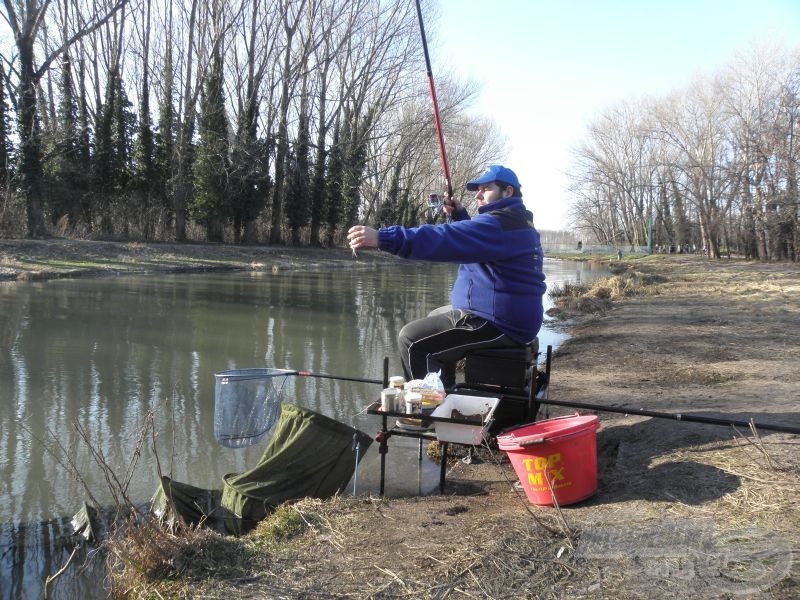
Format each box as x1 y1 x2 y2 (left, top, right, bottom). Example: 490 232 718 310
347 225 379 250
442 194 463 217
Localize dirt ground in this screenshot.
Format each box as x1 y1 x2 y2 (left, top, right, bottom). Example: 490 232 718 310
2 241 799 599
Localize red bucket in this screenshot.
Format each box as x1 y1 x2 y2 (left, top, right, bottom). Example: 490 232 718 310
497 414 600 506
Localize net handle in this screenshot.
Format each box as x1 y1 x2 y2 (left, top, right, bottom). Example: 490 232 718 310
295 371 382 386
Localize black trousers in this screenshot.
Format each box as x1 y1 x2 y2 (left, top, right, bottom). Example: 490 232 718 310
398 305 520 387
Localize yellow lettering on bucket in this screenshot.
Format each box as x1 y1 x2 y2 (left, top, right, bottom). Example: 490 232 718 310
527 472 543 486
524 453 563 473
518 452 571 492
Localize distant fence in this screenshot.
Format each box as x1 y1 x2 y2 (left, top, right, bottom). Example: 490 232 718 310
543 244 650 255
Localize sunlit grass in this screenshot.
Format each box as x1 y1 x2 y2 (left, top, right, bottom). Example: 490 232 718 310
547 281 589 299
20 258 124 269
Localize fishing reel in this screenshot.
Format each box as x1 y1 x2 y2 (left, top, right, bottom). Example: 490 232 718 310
427 193 443 217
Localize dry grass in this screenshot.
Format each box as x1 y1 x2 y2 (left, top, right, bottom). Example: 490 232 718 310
673 366 742 385
587 271 665 300
547 269 663 321
241 497 575 599
565 424 800 599
106 516 256 599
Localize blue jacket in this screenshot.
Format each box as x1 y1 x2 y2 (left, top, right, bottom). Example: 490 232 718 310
377 197 546 343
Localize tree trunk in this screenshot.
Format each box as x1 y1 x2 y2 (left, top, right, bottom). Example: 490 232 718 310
268 50 292 245
17 38 47 237
174 0 200 242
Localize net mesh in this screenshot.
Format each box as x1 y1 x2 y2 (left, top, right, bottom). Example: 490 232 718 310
213 368 294 448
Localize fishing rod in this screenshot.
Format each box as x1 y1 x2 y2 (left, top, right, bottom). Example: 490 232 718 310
460 381 800 435
295 370 384 387
456 377 800 435
414 0 453 201
534 397 800 435
291 355 389 387
505 347 800 434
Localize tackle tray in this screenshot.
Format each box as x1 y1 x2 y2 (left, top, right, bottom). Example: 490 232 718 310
367 393 499 445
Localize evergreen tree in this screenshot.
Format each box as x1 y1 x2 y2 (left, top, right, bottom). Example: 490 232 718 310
341 112 369 228
342 144 366 228
131 0 156 239
324 125 344 247
112 74 135 194
154 43 176 229
229 101 269 244
284 110 311 245
93 62 135 236
192 46 230 242
48 52 84 229
0 63 12 189
76 57 93 229
132 61 156 239
379 163 402 226
308 144 327 247
93 67 117 235
58 54 79 158
16 63 45 237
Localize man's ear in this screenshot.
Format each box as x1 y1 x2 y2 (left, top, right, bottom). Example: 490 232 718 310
502 185 513 198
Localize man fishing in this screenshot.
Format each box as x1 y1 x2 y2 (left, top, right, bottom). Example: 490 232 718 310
347 165 546 388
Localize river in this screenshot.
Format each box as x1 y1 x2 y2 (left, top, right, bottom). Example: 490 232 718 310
0 258 608 598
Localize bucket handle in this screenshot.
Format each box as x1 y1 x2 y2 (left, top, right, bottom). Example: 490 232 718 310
511 414 583 447
517 437 548 447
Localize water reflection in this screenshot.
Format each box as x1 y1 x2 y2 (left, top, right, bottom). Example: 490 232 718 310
0 519 104 600
0 259 607 598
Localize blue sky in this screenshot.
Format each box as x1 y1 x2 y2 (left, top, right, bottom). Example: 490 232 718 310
434 0 800 230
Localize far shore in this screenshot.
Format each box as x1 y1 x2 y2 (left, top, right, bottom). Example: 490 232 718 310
0 237 621 283
0 238 406 282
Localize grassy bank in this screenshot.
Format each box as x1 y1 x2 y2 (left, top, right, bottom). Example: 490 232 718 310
0 238 400 281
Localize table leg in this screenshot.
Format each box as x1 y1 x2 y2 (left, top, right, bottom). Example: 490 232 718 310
378 415 388 496
439 442 449 493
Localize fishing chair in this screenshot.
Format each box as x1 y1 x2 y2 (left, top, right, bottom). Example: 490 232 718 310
454 338 551 436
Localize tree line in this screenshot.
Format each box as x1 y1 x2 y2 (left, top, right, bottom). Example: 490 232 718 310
0 0 504 244
568 44 800 261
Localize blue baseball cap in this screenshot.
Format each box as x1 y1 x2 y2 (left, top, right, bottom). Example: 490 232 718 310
465 165 521 191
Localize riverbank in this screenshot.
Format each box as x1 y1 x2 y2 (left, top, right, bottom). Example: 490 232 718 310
3 241 799 598
0 238 401 281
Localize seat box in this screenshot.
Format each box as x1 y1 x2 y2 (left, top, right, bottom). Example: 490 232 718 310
464 347 532 389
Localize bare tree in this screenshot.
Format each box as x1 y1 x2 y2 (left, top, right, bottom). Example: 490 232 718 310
722 46 800 260
567 43 799 261
267 0 306 245
228 0 279 244
172 0 200 241
568 100 660 248
2 0 130 237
